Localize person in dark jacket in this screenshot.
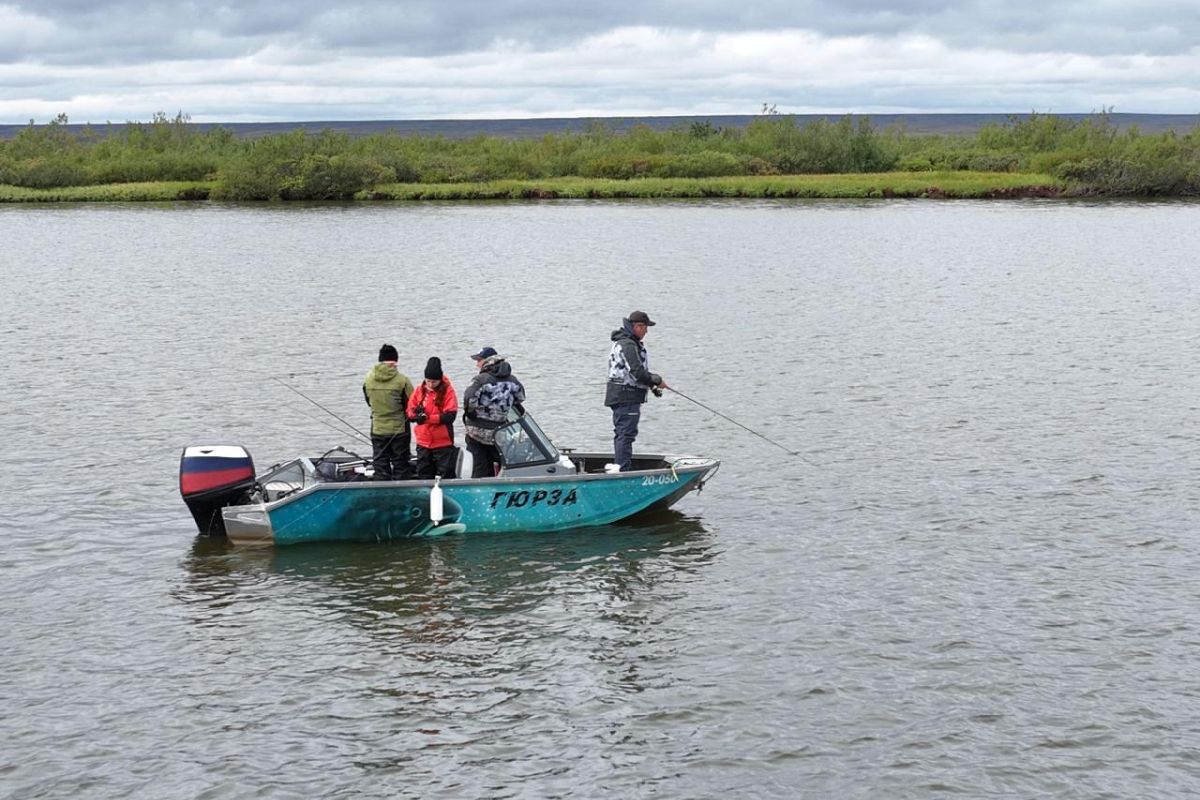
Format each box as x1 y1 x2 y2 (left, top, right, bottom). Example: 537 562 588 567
604 311 668 471
363 343 415 480
407 357 459 479
463 346 526 478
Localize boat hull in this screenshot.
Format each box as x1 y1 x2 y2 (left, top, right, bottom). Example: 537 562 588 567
223 458 718 546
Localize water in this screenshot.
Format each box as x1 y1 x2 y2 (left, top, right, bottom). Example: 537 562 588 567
3 200 1200 798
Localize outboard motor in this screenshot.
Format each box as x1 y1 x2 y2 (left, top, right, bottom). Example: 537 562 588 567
180 445 256 536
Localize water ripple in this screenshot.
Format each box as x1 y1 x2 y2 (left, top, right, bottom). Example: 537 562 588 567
4 201 1200 798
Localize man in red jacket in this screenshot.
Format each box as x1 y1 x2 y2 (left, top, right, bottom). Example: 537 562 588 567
407 357 459 479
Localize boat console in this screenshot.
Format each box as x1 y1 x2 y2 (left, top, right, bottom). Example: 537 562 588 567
494 413 577 478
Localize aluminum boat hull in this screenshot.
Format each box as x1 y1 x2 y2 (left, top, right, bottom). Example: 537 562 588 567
223 455 718 545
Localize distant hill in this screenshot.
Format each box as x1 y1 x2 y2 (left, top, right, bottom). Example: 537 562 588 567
1 113 1198 140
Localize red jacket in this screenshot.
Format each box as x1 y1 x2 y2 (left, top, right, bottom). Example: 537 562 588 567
407 377 458 449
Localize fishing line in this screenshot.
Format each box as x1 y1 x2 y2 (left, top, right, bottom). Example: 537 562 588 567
665 386 817 465
271 376 372 442
289 403 372 444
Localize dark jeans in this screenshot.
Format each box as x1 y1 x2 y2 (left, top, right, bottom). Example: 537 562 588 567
611 402 641 471
466 437 501 478
371 431 413 480
415 445 458 479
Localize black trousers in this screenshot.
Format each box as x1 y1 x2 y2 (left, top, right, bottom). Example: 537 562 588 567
611 402 641 471
415 445 458 479
371 431 413 480
466 437 501 478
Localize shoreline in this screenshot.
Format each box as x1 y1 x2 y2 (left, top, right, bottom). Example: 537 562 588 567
6 113 1199 142
4 113 1195 199
0 172 1071 203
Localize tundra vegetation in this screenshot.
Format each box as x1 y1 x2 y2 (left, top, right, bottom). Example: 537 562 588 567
1 111 1197 201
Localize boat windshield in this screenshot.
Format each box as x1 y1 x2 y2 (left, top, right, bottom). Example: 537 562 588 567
257 458 313 501
494 412 559 468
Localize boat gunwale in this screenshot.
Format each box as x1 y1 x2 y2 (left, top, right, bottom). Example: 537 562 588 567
241 454 717 513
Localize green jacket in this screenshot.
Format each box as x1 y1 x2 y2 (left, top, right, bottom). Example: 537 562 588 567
363 363 414 435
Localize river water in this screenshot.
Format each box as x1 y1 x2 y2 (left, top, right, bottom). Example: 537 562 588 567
2 199 1199 798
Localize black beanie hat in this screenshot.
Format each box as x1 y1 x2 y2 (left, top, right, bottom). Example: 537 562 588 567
424 356 444 380
379 343 398 362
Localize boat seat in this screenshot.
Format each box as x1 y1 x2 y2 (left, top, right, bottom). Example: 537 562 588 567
263 480 303 502
455 447 474 479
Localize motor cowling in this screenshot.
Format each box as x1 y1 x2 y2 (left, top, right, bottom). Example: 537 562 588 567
180 445 256 536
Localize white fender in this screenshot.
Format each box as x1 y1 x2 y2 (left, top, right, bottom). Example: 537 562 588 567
430 476 444 524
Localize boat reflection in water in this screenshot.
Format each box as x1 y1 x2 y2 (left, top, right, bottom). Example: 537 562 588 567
180 510 714 623
176 510 714 751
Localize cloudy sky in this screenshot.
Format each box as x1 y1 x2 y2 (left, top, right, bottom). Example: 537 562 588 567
1 1 1197 123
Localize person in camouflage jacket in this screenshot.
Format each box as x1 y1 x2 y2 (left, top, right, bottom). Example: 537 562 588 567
463 347 525 478
604 311 667 471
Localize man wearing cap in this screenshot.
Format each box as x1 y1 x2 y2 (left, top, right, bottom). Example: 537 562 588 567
605 311 668 471
363 343 415 480
463 347 526 478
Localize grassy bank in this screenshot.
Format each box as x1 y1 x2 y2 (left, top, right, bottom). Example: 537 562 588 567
363 172 1064 200
0 111 1194 200
0 172 1062 202
0 181 214 202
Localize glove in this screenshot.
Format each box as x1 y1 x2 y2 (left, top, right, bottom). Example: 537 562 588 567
414 410 428 424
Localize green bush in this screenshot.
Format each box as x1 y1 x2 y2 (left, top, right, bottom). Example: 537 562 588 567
966 153 1022 173
657 151 745 178
215 150 394 200
1054 156 1198 196
743 156 779 176
897 155 935 172
741 115 897 173
86 152 218 184
0 112 238 186
280 154 395 200
580 154 668 179
351 136 421 182
4 157 89 188
1028 149 1084 175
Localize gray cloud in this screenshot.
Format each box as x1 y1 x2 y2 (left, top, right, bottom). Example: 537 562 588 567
1 1 1197 121
5 0 1199 64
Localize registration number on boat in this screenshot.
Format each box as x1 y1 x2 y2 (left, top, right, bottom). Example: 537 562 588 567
642 474 680 486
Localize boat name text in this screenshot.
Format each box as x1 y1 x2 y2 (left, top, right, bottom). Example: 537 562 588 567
490 488 578 509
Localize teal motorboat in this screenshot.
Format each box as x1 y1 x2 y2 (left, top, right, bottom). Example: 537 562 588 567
180 412 719 546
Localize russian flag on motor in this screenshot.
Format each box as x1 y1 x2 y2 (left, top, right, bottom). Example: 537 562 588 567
179 445 255 497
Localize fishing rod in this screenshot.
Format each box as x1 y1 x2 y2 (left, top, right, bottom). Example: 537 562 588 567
290 402 372 445
665 386 813 463
272 376 372 442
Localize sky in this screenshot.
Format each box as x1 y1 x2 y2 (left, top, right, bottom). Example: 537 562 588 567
1 1 1198 123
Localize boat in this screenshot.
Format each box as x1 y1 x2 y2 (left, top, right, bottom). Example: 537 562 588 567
180 411 720 546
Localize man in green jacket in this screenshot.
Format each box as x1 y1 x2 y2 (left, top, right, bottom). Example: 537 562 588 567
363 343 415 480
